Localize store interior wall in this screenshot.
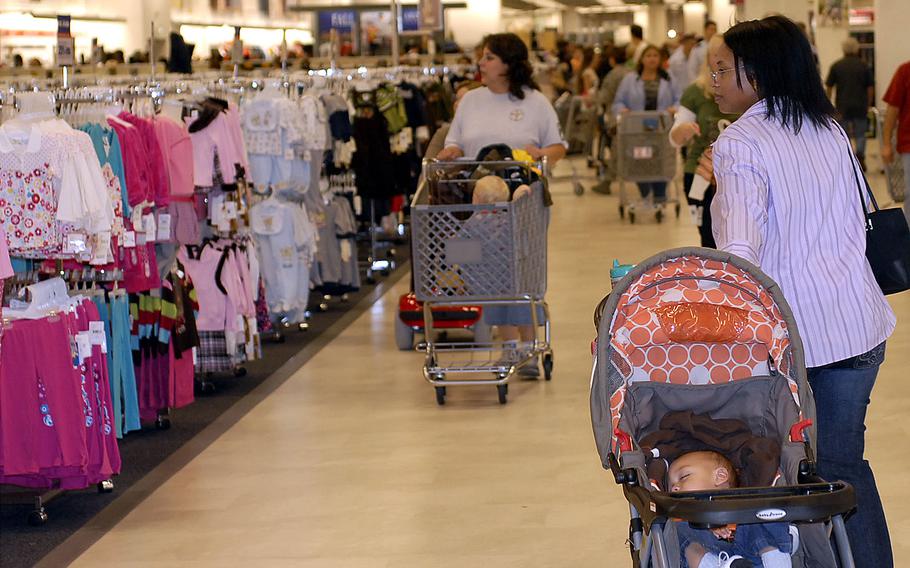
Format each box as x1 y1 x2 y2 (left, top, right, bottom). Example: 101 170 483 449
875 0 908 105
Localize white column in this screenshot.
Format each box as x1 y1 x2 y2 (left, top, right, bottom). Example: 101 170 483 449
683 2 707 35
874 0 910 105
646 3 668 45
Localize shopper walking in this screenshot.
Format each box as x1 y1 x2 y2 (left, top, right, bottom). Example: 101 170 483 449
826 38 874 170
437 32 566 376
882 59 910 224
707 16 896 567
669 36 739 247
668 33 697 90
612 44 680 203
687 20 717 84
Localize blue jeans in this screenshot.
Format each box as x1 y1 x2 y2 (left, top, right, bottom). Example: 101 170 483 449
637 181 667 203
838 116 869 158
675 521 792 567
808 342 892 568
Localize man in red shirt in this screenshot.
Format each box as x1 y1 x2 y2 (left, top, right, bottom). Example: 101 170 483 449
882 60 910 222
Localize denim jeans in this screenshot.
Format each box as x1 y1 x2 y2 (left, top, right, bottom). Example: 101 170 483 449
808 342 892 568
675 521 792 567
838 116 869 158
637 181 667 203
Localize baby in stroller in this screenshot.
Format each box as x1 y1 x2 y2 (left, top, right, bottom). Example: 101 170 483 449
591 248 857 568
668 450 792 568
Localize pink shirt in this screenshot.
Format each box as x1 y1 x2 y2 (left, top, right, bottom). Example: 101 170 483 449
120 113 169 207
186 113 245 187
712 99 896 366
178 244 241 332
153 117 195 197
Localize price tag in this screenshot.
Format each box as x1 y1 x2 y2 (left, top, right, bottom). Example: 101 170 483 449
89 321 107 353
122 231 136 248
633 146 653 160
143 213 157 242
92 231 112 265
191 347 198 365
66 233 87 254
76 331 92 363
157 213 172 241
688 174 711 201
223 201 238 220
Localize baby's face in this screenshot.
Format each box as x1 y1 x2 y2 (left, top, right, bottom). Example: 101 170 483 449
668 452 729 492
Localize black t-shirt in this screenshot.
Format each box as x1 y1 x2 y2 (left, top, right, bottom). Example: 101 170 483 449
826 55 873 119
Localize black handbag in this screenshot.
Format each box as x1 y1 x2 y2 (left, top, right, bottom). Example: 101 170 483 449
846 142 910 295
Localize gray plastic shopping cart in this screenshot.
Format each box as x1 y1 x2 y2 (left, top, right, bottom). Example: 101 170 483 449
410 159 553 405
613 111 681 223
554 92 596 196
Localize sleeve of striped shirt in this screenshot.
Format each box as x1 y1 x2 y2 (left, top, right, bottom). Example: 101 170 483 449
711 135 769 266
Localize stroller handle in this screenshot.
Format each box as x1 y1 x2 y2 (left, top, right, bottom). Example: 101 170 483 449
641 481 856 528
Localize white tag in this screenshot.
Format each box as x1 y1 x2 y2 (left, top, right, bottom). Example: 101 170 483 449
191 346 198 365
688 174 711 201
224 201 238 220
143 213 157 242
76 331 92 362
89 321 107 353
157 213 172 241
91 231 112 265
137 232 148 246
122 230 136 248
633 146 653 160
66 233 87 254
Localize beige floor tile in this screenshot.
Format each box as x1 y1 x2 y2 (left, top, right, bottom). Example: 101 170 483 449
70 155 909 567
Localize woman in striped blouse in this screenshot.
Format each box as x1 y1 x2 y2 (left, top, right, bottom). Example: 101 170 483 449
707 15 897 567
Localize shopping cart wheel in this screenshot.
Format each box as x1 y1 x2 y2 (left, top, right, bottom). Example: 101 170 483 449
675 203 681 218
629 211 636 224
619 205 625 219
233 366 248 378
543 354 554 381
435 386 446 405
574 182 585 196
497 384 508 404
655 209 663 224
28 509 48 526
97 479 114 493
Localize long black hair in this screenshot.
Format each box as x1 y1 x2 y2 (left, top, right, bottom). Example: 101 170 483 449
635 44 670 81
482 33 538 100
723 15 835 133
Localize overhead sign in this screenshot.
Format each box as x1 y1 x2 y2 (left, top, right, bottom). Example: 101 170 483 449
401 6 420 32
56 15 75 67
419 0 443 31
319 10 356 34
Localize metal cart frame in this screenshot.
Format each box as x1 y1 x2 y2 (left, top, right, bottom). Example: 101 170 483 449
411 160 554 404
612 111 681 223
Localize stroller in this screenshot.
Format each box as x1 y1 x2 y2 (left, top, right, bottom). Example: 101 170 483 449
590 248 856 567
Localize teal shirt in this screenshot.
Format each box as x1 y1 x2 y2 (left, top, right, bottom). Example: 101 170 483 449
81 123 131 217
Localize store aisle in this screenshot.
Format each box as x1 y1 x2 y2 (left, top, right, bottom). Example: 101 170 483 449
56 159 908 567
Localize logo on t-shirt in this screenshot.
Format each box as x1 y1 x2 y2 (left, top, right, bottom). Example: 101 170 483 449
509 109 524 122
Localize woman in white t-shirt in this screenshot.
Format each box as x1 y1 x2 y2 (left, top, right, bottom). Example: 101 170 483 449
437 33 567 164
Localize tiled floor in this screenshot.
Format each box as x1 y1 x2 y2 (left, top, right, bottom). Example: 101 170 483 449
66 157 908 567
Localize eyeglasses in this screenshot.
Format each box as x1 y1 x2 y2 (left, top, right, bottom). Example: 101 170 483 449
710 66 743 84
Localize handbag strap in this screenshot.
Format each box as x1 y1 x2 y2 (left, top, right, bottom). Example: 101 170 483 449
836 122 880 226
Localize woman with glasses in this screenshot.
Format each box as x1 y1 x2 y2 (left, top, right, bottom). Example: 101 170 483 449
708 16 896 567
611 43 681 205
669 36 739 247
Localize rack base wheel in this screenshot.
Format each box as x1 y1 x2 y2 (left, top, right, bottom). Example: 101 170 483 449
629 211 636 224
655 209 663 224
155 416 171 430
574 182 585 196
274 332 286 343
497 384 508 404
341 293 350 303
543 354 554 381
619 205 625 219
28 509 48 526
435 386 446 406
675 202 681 218
97 479 114 493
197 379 216 395
233 366 248 378
298 322 309 332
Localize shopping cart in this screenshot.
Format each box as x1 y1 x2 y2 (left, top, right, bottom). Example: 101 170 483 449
554 93 597 196
873 107 906 206
411 159 553 405
613 111 681 223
